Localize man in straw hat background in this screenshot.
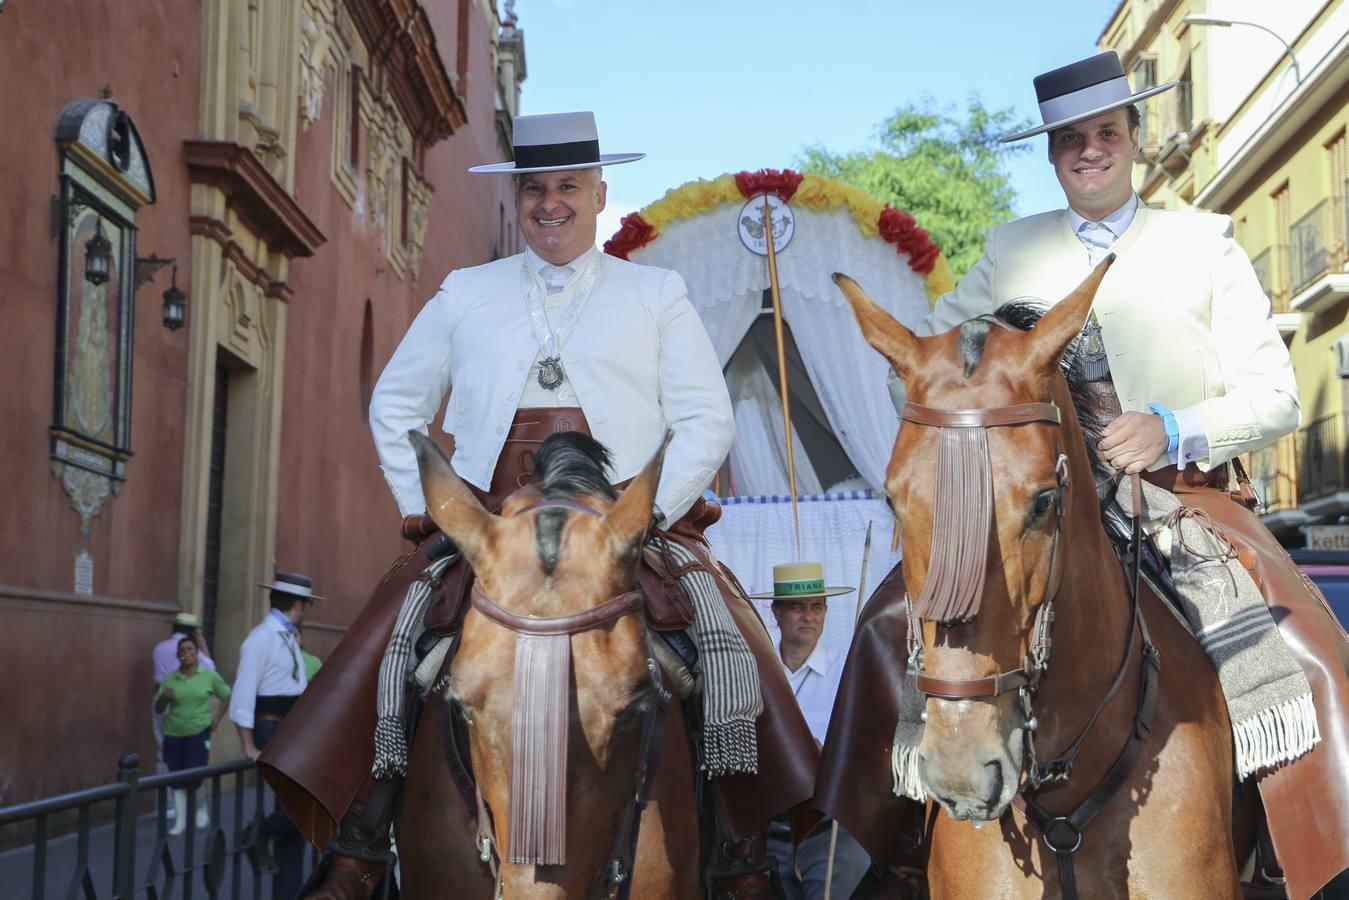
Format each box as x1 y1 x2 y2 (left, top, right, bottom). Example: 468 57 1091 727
754 562 870 899
259 111 819 899
822 49 1349 897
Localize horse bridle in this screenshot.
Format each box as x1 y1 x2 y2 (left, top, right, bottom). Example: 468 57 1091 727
467 499 670 900
897 398 1161 900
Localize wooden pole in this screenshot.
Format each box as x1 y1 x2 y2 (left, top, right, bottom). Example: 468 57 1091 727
853 520 874 625
824 521 876 896
762 197 801 559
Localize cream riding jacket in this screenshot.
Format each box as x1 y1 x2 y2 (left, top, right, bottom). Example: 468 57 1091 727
370 250 733 523
889 205 1300 471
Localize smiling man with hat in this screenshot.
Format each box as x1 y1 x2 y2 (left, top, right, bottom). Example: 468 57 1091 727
258 112 822 899
857 49 1349 896
752 562 870 900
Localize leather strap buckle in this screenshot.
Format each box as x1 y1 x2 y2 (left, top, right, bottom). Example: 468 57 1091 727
1041 817 1083 855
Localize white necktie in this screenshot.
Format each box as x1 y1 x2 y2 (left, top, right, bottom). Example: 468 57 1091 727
1077 221 1114 265
541 265 573 295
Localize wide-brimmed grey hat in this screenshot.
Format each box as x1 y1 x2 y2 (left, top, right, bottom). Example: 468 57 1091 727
1001 51 1177 143
468 111 645 174
257 571 325 602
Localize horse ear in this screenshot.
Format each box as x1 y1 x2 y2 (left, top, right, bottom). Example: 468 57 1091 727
833 272 920 380
605 431 671 563
1025 254 1115 373
409 430 494 561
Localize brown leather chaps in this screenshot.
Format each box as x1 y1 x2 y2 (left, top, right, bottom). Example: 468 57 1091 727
258 409 817 853
1144 468 1349 900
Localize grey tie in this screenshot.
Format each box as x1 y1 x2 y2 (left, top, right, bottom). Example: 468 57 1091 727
1077 221 1114 265
540 265 573 295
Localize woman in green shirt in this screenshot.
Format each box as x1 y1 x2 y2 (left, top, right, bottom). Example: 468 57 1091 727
155 635 230 835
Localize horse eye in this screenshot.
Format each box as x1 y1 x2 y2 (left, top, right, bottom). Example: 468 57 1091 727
1030 488 1058 520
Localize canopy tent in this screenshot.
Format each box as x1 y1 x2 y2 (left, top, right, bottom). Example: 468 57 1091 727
606 170 953 651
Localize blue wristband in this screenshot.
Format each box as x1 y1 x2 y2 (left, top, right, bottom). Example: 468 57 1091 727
1148 403 1180 455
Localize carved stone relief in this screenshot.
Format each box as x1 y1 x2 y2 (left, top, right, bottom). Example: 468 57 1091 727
299 0 336 130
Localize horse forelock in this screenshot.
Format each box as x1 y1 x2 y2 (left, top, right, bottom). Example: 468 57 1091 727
529 432 617 574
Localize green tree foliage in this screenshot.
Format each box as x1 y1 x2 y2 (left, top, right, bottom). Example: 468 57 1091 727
797 98 1032 278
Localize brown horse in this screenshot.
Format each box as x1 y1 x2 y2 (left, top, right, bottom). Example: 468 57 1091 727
835 264 1249 899
396 431 700 898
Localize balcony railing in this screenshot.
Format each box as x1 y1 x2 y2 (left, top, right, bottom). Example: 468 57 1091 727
1272 243 1293 312
1290 200 1334 295
1297 414 1346 502
1250 248 1273 304
1247 438 1296 512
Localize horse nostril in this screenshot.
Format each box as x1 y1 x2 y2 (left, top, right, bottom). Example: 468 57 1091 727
983 759 1004 801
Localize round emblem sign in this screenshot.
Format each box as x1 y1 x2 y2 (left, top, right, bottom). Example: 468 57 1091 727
738 193 795 256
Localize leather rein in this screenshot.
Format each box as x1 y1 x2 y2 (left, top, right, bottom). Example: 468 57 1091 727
468 499 671 900
898 398 1161 900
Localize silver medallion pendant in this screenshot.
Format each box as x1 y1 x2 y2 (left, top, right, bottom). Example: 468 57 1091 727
538 356 566 391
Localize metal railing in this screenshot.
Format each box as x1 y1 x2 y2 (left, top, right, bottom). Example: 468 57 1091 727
1290 200 1334 295
1297 414 1345 502
1247 440 1297 513
0 754 398 899
1273 242 1293 312
1250 247 1274 305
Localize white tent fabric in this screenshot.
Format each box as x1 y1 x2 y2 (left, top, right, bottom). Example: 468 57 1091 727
632 204 931 491
705 492 902 662
723 344 822 496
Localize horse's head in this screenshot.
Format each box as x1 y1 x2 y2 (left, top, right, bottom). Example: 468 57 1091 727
411 430 668 892
836 261 1111 822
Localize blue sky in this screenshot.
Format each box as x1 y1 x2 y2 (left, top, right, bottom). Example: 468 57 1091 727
516 0 1125 240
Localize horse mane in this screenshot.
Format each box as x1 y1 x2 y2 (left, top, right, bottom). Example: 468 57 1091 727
530 432 618 575
992 301 1108 472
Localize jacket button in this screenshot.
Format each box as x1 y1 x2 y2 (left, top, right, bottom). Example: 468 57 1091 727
496 426 504 436
517 360 526 371
506 390 516 401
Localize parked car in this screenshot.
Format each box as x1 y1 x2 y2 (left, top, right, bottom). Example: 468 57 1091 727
1287 548 1349 630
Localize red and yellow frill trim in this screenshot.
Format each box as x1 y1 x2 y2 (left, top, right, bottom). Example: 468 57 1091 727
603 168 954 302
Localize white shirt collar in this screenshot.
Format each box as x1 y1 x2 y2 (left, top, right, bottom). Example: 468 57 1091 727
1067 192 1139 241
524 244 597 276
779 639 830 679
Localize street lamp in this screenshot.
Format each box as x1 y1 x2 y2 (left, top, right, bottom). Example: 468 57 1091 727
84 220 112 286
1183 14 1302 84
162 265 187 330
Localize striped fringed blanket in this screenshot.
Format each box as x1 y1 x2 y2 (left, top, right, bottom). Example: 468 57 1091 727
370 539 762 781
661 539 763 777
371 554 455 780
1112 477 1319 780
890 476 1320 800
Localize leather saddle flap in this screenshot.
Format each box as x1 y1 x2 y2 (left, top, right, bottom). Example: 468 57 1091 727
638 545 695 631
423 550 474 637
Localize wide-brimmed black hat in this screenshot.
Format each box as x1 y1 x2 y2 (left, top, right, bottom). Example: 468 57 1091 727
1001 50 1176 143
257 571 325 601
468 111 644 174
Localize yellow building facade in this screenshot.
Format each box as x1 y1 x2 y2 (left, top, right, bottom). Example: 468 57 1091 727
1101 0 1349 544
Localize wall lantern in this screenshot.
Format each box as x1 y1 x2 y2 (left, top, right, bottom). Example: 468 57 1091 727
162 265 187 330
83 220 113 286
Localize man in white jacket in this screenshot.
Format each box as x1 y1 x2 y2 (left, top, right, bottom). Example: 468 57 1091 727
265 112 817 900
826 51 1348 898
